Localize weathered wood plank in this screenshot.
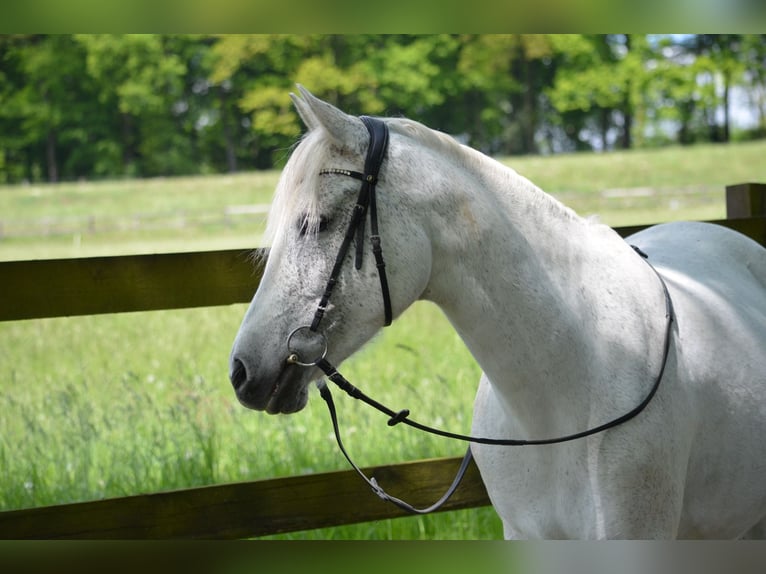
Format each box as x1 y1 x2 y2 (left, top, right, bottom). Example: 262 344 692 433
0 456 490 539
727 182 766 218
1 218 764 322
0 248 265 321
713 216 766 247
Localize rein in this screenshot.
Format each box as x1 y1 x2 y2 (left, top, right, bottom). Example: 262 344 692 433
286 116 676 515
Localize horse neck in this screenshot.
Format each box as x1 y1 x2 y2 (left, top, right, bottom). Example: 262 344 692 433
420 149 666 433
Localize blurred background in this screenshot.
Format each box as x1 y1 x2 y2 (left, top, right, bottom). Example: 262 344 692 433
1 34 764 183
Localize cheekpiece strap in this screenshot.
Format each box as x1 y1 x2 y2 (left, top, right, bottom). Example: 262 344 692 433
316 116 393 328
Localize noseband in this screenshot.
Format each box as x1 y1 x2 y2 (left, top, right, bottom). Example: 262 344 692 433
284 116 676 515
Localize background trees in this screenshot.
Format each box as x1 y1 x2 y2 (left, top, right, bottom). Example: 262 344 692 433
1 34 763 184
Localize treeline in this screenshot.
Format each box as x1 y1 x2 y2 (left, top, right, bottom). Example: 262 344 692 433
1 34 765 184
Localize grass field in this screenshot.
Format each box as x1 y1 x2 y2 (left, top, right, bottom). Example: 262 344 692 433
2 139 765 261
1 140 765 539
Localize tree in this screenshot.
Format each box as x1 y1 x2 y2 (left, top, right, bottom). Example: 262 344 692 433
75 34 190 176
739 35 766 138
209 35 461 166
2 34 764 183
694 34 746 142
0 35 98 182
644 36 706 145
645 35 745 145
453 34 557 155
547 35 648 151
209 34 310 168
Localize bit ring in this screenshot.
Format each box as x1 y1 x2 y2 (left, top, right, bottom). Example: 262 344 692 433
285 325 328 367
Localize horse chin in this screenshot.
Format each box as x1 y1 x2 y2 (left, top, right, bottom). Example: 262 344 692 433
265 383 309 415
235 367 311 414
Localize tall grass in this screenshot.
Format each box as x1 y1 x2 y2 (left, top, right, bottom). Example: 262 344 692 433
1 140 765 538
0 303 502 538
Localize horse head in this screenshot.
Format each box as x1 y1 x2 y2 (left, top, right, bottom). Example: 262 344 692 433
229 86 434 414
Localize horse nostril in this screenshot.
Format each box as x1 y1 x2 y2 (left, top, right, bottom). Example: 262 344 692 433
230 358 248 391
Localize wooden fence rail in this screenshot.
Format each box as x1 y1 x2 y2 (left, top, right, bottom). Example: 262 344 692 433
0 183 764 539
1 184 764 322
0 249 264 321
0 457 488 539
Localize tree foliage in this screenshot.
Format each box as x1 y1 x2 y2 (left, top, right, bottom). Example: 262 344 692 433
0 34 763 183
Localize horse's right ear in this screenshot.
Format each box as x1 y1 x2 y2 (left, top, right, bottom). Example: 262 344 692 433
291 85 368 153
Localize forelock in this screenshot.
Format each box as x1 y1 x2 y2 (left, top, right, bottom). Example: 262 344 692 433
264 129 329 246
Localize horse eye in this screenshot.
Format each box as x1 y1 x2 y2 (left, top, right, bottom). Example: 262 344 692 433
298 215 329 237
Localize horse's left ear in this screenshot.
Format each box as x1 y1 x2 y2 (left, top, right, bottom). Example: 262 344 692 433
290 90 319 131
294 84 368 153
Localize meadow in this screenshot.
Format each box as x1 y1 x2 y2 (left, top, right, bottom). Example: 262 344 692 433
1 140 765 539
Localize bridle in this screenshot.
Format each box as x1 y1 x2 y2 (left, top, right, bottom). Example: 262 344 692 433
284 116 676 514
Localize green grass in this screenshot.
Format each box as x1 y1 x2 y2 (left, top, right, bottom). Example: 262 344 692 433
506 139 766 227
1 140 765 539
509 139 766 193
0 302 500 539
0 171 279 260
2 140 765 261
0 171 279 220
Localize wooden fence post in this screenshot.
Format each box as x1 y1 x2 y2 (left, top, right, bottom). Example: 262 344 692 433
726 183 766 219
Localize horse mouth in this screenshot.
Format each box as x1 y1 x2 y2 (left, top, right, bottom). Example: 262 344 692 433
235 365 310 414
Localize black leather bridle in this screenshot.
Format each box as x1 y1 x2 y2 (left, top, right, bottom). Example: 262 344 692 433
284 116 676 514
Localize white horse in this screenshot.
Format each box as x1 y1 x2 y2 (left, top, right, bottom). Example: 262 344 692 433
229 86 766 539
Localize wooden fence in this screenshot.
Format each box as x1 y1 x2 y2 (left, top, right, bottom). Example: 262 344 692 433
0 183 764 539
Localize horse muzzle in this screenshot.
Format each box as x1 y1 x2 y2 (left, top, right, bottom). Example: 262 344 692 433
229 355 310 414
